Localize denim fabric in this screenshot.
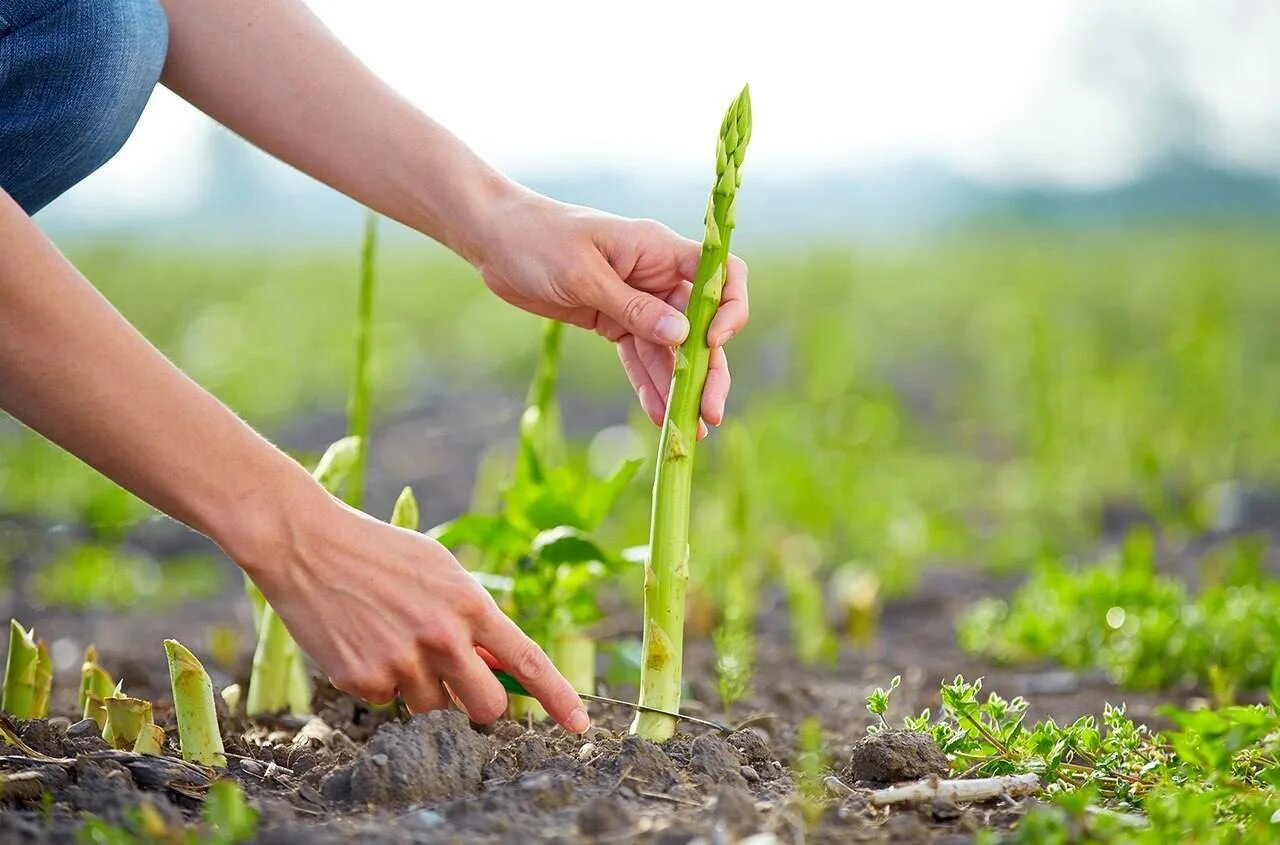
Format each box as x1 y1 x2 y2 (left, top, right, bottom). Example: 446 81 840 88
0 0 167 214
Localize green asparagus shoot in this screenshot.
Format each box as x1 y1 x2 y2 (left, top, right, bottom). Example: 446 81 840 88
631 85 752 741
165 639 227 767
3 619 39 719
345 211 378 510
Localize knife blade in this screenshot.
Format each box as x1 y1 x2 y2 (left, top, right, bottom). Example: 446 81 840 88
491 669 732 733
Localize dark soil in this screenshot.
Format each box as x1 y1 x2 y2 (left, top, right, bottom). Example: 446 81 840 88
3 392 1276 842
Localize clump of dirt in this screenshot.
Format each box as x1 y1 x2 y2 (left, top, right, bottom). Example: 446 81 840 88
844 730 949 784
690 733 748 787
320 710 491 807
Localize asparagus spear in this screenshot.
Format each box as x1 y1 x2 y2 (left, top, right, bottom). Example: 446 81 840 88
631 86 752 742
3 620 39 719
165 639 227 767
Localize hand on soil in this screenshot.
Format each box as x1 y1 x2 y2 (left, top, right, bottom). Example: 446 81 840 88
473 191 747 437
237 492 590 733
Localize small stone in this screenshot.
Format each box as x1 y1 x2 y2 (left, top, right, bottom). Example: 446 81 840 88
370 753 389 767
407 809 445 828
66 718 101 739
740 765 760 783
578 742 596 761
238 759 265 777
931 796 962 821
46 717 72 731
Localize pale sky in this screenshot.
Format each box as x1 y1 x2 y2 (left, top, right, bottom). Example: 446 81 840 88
62 0 1280 216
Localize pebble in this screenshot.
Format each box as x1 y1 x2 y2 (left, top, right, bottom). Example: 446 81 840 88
238 759 265 777
578 742 596 761
739 765 760 784
407 809 445 828
66 718 101 739
370 753 389 767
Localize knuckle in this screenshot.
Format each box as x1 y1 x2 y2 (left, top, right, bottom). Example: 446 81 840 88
414 618 456 654
621 293 652 329
513 641 551 682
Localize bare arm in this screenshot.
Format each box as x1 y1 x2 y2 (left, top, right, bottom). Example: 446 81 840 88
0 189 588 731
158 0 747 428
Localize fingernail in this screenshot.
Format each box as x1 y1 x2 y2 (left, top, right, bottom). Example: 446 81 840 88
568 707 590 733
655 315 689 344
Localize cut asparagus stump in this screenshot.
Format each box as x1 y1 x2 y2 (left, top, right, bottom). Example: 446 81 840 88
103 694 153 750
631 86 752 742
165 639 227 767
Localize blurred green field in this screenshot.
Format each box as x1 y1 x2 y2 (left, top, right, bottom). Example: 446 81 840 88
3 226 1279 592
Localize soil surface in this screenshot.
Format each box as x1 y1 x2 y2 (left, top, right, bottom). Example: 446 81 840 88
3 392 1276 843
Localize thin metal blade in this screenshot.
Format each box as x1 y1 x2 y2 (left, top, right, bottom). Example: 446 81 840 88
492 669 732 733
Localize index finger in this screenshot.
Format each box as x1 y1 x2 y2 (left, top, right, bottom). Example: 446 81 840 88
475 613 589 732
708 254 748 347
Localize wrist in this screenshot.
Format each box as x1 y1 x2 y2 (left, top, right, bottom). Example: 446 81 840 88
204 457 335 586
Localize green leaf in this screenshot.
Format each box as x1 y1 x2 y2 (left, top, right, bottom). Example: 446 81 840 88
532 526 609 564
203 779 259 843
578 458 644 527
428 514 526 554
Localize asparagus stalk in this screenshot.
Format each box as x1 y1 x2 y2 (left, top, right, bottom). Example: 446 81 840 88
164 639 226 767
554 633 596 697
31 639 52 719
631 86 752 741
79 646 116 728
346 211 378 510
3 620 39 719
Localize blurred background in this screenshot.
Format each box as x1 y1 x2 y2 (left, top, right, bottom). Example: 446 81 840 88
4 0 1279 689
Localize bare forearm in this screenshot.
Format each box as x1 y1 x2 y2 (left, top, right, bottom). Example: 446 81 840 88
158 0 512 264
0 191 317 562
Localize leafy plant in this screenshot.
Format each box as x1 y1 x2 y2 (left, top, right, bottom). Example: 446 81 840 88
875 672 1280 842
76 779 257 845
959 529 1280 697
430 320 640 708
633 85 752 741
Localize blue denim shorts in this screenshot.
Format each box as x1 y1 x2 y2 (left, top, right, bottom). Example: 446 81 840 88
0 0 167 214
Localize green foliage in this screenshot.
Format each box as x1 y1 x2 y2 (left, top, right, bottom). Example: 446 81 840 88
879 674 1280 843
865 674 900 728
429 320 640 646
958 529 1280 696
30 545 222 610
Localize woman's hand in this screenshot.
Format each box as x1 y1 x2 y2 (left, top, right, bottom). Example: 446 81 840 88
474 189 749 434
233 484 589 732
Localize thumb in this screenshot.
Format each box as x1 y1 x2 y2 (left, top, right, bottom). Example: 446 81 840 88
588 272 689 346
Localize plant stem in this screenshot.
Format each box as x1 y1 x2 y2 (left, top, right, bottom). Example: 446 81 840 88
164 639 227 767
517 320 564 488
3 619 38 719
632 86 751 741
79 647 115 722
246 605 296 716
31 639 51 719
554 632 596 695
346 211 378 510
